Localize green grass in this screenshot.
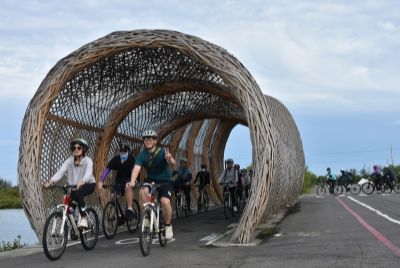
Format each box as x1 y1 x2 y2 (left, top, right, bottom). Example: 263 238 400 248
0 187 22 209
256 226 280 242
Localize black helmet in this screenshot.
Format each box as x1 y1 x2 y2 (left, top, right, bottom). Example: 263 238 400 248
70 138 89 153
226 159 234 164
327 167 331 171
119 142 131 152
142 129 157 139
201 164 207 169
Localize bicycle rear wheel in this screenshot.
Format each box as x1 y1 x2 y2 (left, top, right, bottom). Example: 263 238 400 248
80 208 99 250
316 185 326 197
127 199 140 233
43 211 68 261
139 208 153 256
334 185 344 195
349 184 361 194
102 201 118 239
197 194 203 214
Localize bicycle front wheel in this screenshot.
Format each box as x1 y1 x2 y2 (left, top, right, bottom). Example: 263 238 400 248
175 195 184 219
334 185 344 195
223 194 231 219
139 208 153 256
80 208 99 250
43 211 68 261
394 183 400 193
205 194 209 212
127 199 140 233
102 201 118 239
362 182 374 194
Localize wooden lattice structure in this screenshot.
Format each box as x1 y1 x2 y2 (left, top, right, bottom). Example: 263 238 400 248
18 30 304 243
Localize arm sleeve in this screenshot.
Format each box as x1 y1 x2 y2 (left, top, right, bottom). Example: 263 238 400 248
50 159 69 182
100 168 111 182
234 171 238 184
82 159 94 183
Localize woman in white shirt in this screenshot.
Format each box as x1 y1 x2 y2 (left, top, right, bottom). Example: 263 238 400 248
44 138 96 229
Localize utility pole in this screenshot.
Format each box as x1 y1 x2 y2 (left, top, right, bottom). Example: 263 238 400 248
390 145 394 165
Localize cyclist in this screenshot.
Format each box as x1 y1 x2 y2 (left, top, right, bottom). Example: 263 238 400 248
44 138 96 229
326 167 336 194
339 170 352 191
127 130 176 240
173 158 193 213
241 169 251 199
193 163 211 203
218 159 238 212
98 142 136 219
234 164 244 205
371 165 383 189
383 166 396 185
194 164 211 192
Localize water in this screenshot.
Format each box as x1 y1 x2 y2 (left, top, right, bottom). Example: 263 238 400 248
0 209 38 245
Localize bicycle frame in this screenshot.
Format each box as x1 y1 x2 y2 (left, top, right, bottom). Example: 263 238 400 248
142 183 161 234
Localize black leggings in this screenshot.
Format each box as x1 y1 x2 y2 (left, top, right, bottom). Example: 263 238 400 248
70 183 96 216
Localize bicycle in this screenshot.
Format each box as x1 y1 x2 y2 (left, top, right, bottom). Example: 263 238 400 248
195 184 209 213
361 178 391 194
101 184 140 239
139 182 167 256
316 179 343 197
221 183 235 219
42 185 99 261
175 187 188 219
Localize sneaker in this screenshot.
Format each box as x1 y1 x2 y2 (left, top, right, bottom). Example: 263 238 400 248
78 216 88 229
126 209 134 220
233 206 238 212
165 225 173 240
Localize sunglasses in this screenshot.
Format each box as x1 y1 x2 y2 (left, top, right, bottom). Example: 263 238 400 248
120 148 128 153
73 146 82 151
144 136 156 140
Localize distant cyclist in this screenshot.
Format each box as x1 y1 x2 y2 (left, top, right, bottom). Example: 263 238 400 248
194 163 211 198
241 169 251 199
173 158 193 213
371 165 383 189
44 138 96 229
383 166 396 184
98 142 136 219
218 159 238 212
326 167 336 194
127 130 176 240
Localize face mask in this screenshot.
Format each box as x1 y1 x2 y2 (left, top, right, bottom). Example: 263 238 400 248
201 168 206 171
120 152 128 161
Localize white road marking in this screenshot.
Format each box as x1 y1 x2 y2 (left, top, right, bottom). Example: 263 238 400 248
347 196 400 225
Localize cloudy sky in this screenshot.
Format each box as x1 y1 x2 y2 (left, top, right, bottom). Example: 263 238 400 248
1 0 399 185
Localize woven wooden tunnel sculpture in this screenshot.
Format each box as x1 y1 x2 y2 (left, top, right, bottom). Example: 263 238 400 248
18 30 304 243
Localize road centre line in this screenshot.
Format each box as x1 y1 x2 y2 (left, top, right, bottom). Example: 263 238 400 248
336 197 400 257
346 196 400 225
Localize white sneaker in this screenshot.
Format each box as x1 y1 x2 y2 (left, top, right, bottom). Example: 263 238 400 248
233 206 238 212
78 216 88 229
165 225 173 240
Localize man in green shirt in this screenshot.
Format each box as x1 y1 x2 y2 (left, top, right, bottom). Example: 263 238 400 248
127 129 176 239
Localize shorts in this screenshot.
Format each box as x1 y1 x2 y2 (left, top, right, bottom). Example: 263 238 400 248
115 178 130 196
144 178 173 200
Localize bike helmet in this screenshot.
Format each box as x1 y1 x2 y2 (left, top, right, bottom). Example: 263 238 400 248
70 138 89 153
142 129 157 139
201 164 207 169
180 157 188 163
326 167 331 171
226 159 234 164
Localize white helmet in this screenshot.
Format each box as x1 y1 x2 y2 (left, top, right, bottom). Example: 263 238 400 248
142 129 157 139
